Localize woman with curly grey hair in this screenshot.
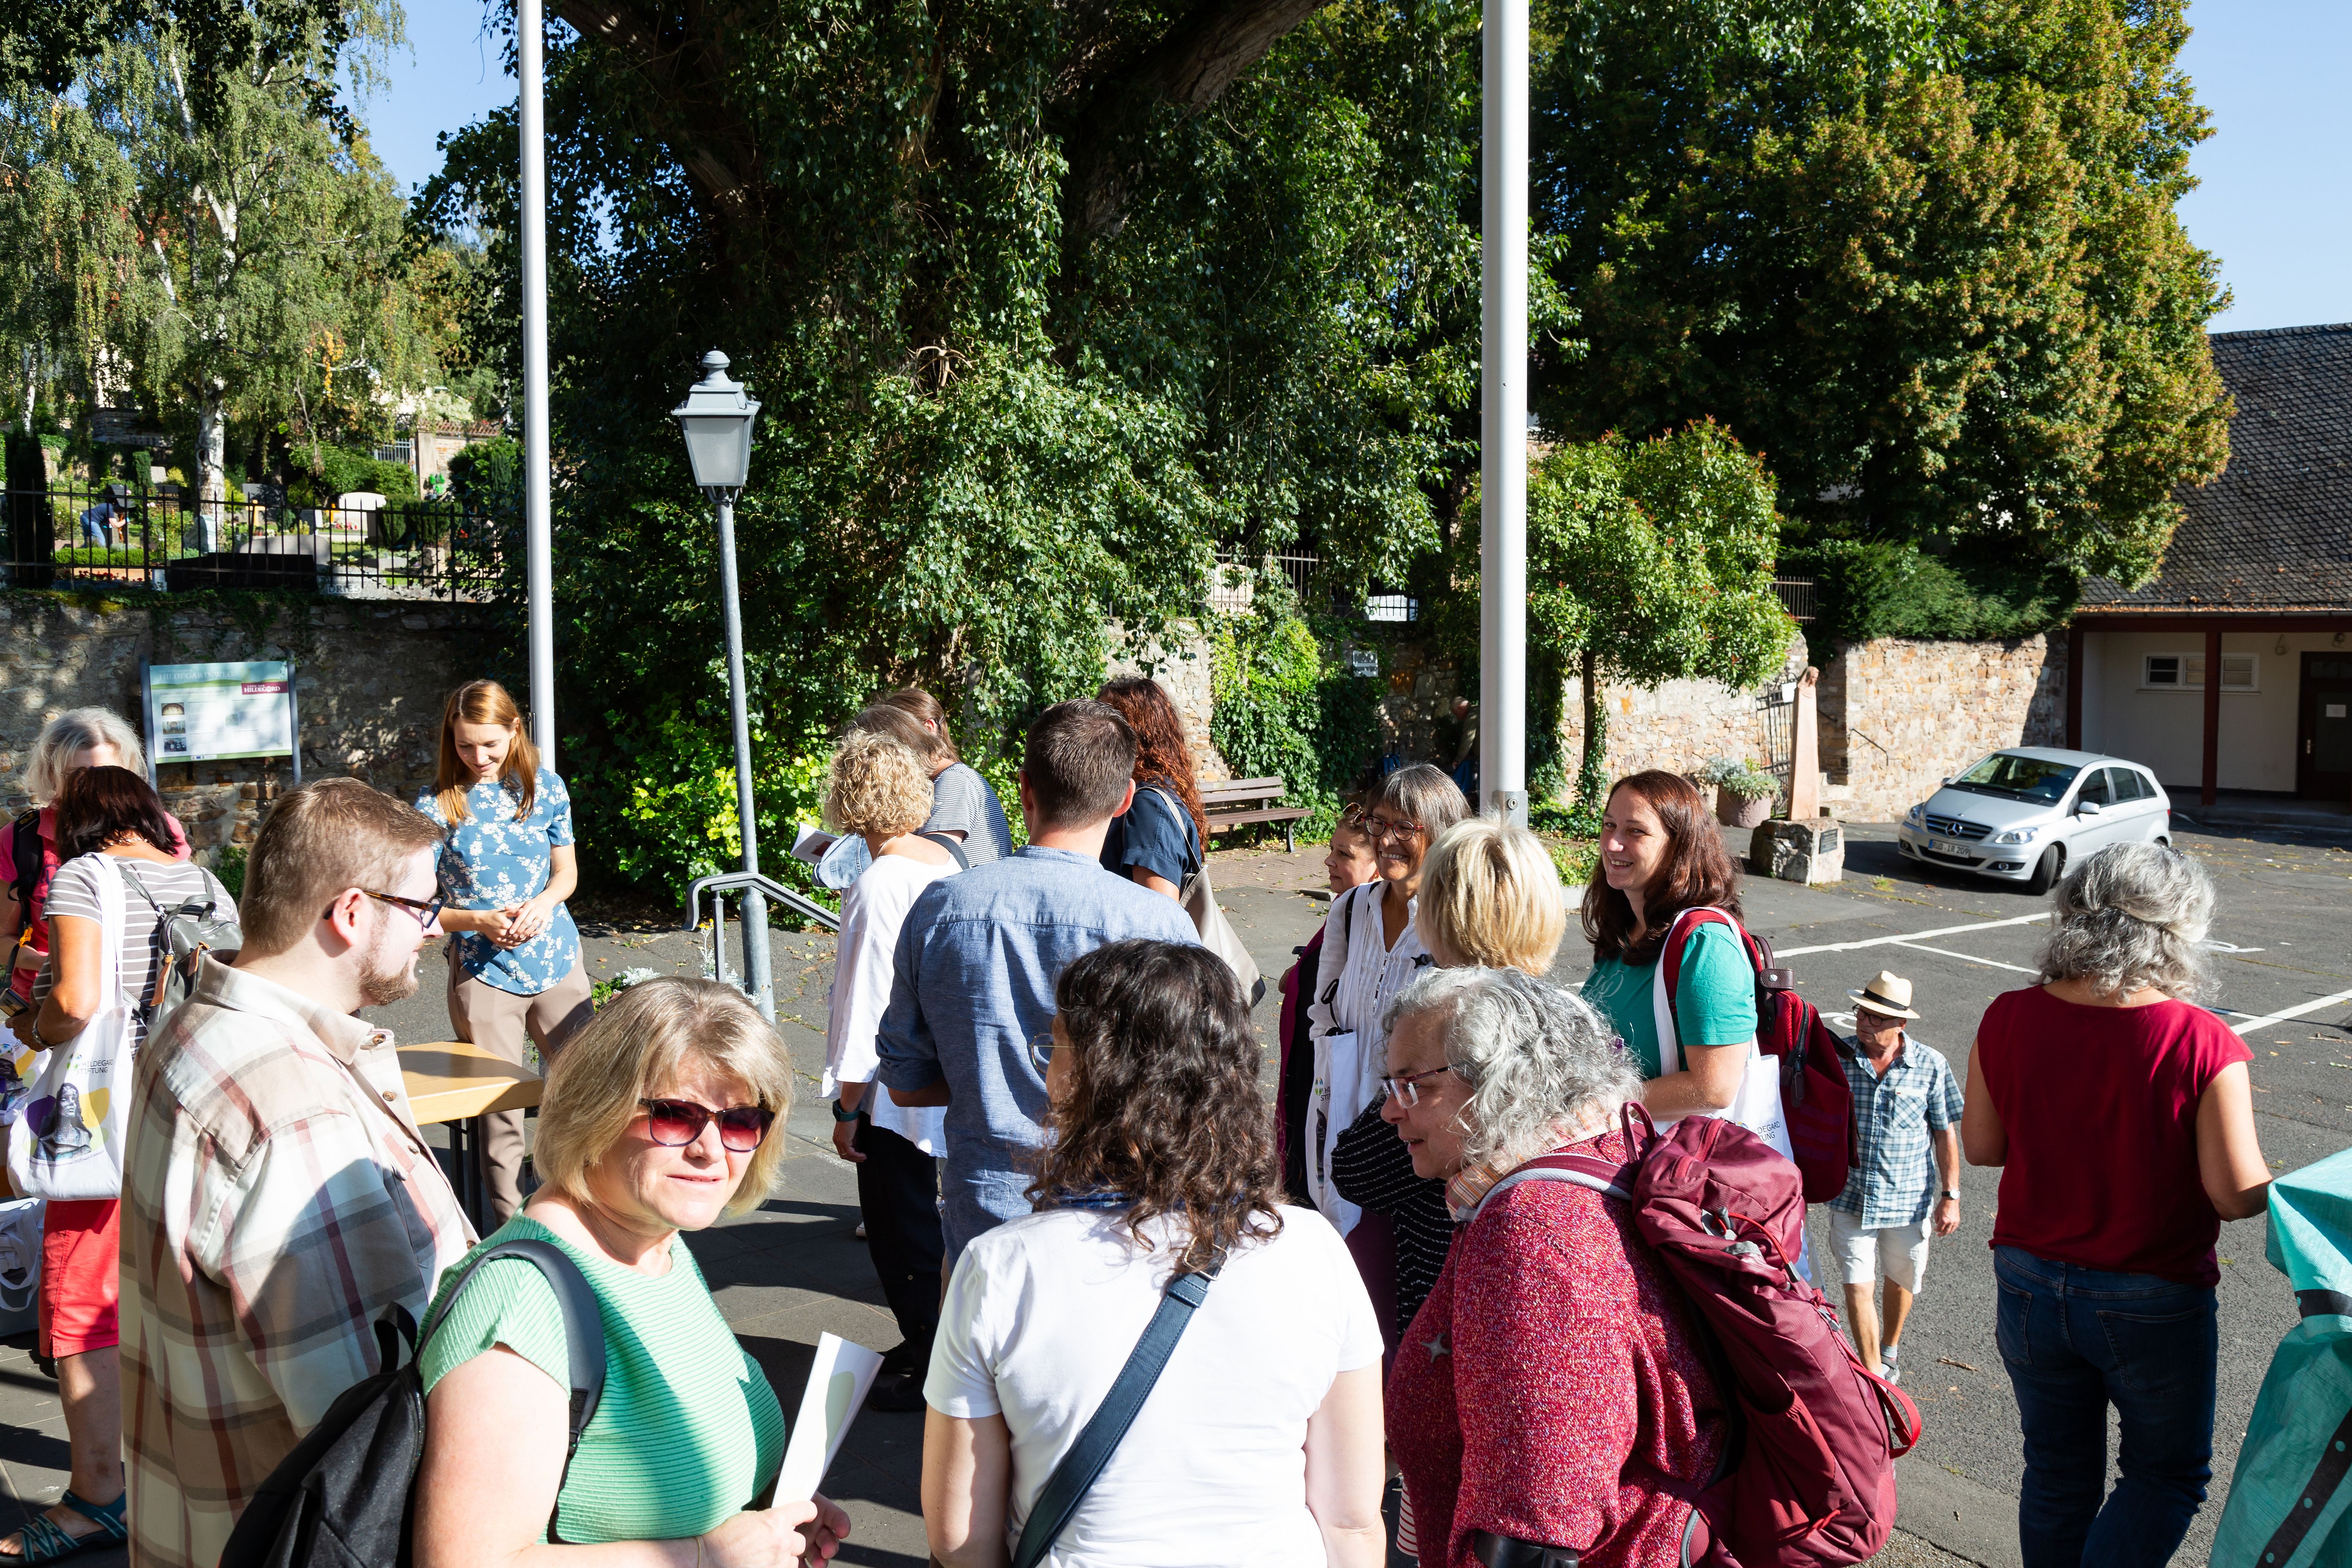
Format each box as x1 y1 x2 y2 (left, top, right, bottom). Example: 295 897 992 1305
1378 967 1727 1568
1963 841 2271 1568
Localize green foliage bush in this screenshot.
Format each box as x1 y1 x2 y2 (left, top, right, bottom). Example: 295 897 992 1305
287 444 419 507
1209 591 1385 837
1794 540 2079 644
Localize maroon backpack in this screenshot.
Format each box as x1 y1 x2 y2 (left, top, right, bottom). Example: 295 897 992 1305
1493 1107 1920 1568
1661 907 1856 1204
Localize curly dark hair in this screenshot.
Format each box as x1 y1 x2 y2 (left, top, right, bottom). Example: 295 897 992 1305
1026 940 1283 1274
54 766 179 860
1096 677 1207 840
1582 769 1744 965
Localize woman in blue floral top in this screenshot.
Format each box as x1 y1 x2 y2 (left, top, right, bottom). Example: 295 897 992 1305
416 680 593 1222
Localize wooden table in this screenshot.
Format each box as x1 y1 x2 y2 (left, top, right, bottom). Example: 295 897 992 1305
400 1041 543 1231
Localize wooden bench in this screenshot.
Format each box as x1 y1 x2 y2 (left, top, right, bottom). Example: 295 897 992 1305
1201 776 1311 853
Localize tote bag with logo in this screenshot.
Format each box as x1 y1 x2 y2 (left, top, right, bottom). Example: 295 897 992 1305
9 858 136 1200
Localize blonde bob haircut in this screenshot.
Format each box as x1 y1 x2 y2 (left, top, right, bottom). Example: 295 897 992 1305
826 729 934 839
1417 816 1568 976
532 977 795 1219
23 708 148 805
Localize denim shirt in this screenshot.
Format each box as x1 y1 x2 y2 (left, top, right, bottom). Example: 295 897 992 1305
874 846 1200 1262
415 767 581 996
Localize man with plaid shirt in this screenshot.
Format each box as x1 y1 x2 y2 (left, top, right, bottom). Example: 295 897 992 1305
1825 971 1963 1384
122 781 475 1568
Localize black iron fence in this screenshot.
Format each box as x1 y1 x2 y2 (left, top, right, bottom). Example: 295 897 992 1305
2 484 506 601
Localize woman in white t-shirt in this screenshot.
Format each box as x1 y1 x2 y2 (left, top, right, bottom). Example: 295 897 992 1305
923 939 1386 1568
822 729 960 1413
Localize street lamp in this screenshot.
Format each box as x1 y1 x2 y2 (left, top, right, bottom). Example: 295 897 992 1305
672 349 773 1021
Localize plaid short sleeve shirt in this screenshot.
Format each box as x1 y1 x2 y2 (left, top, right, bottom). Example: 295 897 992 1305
1828 1034 1966 1228
122 956 476 1568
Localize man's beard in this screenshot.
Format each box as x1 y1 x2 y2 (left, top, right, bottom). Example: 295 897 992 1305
357 920 420 1008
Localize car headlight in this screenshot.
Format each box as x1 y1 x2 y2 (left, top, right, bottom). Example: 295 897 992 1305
1904 804 1925 827
1990 826 2036 845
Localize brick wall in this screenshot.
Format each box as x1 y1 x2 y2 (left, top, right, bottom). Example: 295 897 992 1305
0 591 497 863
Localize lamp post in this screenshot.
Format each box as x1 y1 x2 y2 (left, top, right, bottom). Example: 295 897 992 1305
671 350 773 1021
1477 0 1529 826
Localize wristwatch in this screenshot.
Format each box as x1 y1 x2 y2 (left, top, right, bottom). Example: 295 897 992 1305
1940 1188 1961 1201
832 1099 862 1124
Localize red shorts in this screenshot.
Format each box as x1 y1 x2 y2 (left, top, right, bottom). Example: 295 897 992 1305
38 1198 119 1359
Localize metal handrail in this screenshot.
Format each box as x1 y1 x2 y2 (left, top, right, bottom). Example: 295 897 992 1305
684 871 839 1011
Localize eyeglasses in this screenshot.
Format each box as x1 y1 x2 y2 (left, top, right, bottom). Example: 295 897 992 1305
354 889 445 931
1027 1035 1056 1075
638 1098 776 1152
1377 1064 1455 1108
1363 815 1426 844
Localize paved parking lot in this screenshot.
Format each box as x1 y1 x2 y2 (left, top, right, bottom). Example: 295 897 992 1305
0 819 2342 1567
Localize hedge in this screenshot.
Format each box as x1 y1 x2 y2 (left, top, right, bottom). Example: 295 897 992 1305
1789 540 2078 644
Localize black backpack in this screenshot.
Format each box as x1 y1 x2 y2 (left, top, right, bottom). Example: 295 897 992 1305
218 1238 606 1568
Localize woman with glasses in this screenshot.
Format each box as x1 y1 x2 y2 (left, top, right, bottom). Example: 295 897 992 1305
924 940 1385 1568
415 977 851 1568
416 680 593 1224
1303 764 1467 1241
0 766 230 1563
1379 967 1727 1568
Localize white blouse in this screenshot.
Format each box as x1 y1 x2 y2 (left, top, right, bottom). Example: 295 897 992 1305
823 851 955 1153
1302 880 1430 1231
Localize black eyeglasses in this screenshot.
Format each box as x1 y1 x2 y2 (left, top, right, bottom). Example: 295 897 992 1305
638 1097 776 1152
351 890 445 930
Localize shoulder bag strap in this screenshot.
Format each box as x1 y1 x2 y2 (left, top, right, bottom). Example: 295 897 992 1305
421 1237 608 1542
915 831 971 871
10 815 39 914
1009 1267 1219 1568
1651 907 1739 1073
1141 785 1204 882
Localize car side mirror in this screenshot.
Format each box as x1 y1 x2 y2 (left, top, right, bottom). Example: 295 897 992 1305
2077 800 2103 816
1939 777 1951 786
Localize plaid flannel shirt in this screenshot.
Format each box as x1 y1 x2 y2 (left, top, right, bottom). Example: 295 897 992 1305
122 956 476 1568
1826 1033 1965 1229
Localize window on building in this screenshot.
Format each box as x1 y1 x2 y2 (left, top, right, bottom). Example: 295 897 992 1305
2141 652 2257 692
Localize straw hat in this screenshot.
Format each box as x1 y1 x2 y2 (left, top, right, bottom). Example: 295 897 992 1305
1848 971 1920 1021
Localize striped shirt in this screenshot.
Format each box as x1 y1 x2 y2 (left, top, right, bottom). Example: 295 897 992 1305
1304 883 1432 1230
122 956 475 1568
32 855 229 1050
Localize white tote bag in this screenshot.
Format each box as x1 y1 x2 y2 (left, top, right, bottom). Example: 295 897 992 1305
9 858 136 1201
1648 905 1793 1164
1143 788 1262 1004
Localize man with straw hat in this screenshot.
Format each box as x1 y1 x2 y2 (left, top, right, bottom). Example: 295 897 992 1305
1824 970 1964 1383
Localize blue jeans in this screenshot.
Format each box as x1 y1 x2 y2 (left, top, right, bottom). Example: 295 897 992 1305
1993 1246 2217 1567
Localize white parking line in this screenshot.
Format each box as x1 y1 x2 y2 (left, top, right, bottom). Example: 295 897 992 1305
1776 913 2049 958
1891 941 2042 976
2230 986 2352 1038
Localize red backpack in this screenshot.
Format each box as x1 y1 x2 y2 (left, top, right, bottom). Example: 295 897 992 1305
1661 907 1856 1204
1490 1107 1920 1568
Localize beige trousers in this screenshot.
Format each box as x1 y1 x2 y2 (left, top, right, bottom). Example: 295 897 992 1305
446 962 594 1224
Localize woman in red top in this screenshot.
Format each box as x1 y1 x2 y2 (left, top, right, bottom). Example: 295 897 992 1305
1963 842 2272 1568
1381 965 1726 1568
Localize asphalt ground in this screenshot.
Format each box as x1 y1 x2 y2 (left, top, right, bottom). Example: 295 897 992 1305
0 823 2340 1565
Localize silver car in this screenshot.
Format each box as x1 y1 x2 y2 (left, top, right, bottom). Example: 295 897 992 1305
1896 747 2173 894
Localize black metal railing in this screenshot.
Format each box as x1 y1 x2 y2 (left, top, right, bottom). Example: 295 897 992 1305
2 484 505 601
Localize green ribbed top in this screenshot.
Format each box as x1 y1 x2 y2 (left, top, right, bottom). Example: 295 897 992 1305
420 1215 787 1543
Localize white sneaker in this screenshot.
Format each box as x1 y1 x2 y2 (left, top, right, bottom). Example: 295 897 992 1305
1880 1343 1902 1384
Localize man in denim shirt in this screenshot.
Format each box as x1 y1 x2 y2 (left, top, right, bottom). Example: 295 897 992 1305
877 700 1199 1263
1826 971 1964 1384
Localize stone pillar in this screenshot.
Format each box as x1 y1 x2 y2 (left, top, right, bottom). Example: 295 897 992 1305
1788 666 1821 822
1749 818 1845 885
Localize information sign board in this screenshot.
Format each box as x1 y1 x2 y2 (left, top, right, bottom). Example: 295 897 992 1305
141 661 302 778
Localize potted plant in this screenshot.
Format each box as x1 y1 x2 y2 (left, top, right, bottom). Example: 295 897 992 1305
1696 756 1779 828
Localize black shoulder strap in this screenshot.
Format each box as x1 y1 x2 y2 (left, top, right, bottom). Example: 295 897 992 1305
11 813 40 913
1009 1266 1219 1568
916 831 971 871
422 1237 607 1542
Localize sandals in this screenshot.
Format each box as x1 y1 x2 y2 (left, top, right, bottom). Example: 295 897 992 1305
2 1490 126 1563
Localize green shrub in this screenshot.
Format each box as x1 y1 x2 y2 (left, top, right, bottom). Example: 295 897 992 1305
447 438 521 514
1792 540 2077 644
287 444 420 507
214 845 248 901
1209 591 1385 838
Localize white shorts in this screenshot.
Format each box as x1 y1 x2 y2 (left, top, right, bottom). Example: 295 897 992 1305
1826 1206 1932 1293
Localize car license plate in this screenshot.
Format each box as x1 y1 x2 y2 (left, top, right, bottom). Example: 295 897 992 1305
1931 838 1968 856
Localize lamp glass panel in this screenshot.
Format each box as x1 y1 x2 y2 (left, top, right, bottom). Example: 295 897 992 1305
680 417 751 488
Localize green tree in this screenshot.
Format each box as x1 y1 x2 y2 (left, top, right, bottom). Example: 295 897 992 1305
1529 0 2230 586
1522 421 1793 807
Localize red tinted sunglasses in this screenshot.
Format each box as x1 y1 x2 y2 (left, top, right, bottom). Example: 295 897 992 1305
637 1098 775 1152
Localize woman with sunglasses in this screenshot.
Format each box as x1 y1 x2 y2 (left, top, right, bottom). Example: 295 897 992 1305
1302 764 1467 1243
416 977 852 1568
415 680 593 1224
0 766 229 1564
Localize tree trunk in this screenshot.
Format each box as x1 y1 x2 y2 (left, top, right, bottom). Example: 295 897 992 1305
195 398 227 553
1576 646 1608 811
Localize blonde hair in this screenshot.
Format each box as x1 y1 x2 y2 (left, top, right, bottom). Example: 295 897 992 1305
434 680 540 824
1418 816 1568 975
826 730 934 839
24 708 148 804
239 778 446 957
532 978 794 1219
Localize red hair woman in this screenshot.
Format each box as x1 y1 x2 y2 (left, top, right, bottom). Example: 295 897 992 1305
1093 678 1210 901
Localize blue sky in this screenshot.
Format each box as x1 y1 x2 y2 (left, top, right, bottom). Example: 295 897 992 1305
360 0 2351 333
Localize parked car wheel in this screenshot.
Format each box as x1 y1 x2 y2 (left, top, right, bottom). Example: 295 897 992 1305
2026 844 2065 896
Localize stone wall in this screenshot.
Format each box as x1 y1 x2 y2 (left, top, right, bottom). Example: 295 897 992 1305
1818 635 2068 819
1561 634 1814 797
1106 626 1229 781
0 591 499 862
